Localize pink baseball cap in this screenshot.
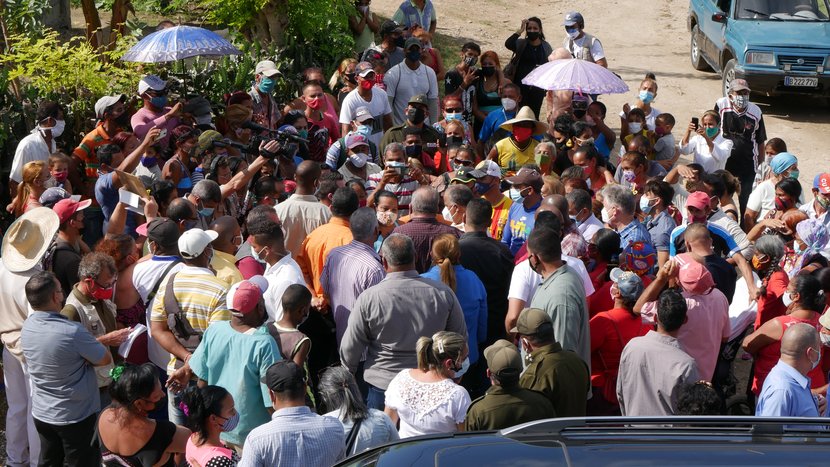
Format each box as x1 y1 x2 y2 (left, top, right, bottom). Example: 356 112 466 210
227 275 269 315
685 191 711 212
53 198 92 224
675 253 714 295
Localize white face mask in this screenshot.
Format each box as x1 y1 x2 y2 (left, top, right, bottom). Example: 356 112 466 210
251 246 268 265
628 122 643 133
821 332 830 347
41 119 65 138
348 152 369 168
782 292 794 308
601 207 611 224
377 210 398 226
501 98 517 111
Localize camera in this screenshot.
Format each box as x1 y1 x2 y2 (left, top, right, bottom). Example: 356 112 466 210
387 161 408 176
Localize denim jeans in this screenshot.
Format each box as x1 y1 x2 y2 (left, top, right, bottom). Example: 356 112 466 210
365 384 386 410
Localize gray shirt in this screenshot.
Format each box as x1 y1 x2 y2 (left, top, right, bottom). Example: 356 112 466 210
530 264 591 374
616 330 700 416
340 269 468 390
21 310 107 424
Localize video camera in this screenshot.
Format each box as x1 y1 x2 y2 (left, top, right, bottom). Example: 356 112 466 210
214 121 308 158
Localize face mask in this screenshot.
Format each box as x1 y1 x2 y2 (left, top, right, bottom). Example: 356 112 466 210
251 246 268 264
482 66 496 77
509 187 524 202
655 126 666 137
810 348 821 370
356 125 372 138
622 169 637 184
573 109 587 118
526 31 540 41
821 333 830 347
569 215 579 225
579 137 595 147
406 107 427 124
818 195 830 210
377 210 398 226
345 72 357 84
150 95 168 108
452 357 470 378
581 165 593 177
349 152 368 168
628 122 643 133
640 196 655 214
705 127 719 139
513 126 533 143
52 171 68 183
733 94 749 109
360 78 374 90
782 292 794 308
463 56 477 67
406 50 422 62
446 135 463 147
44 119 65 138
751 255 766 271
601 207 611 224
566 27 580 39
307 96 324 110
639 90 655 104
795 242 806 255
774 196 790 212
258 76 276 94
198 206 215 218
445 112 462 122
220 411 240 432
89 280 114 301
404 145 422 158
474 181 493 195
501 97 517 111
394 36 405 48
788 170 800 180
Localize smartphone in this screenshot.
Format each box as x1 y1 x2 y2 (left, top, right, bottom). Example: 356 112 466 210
157 128 168 141
691 117 699 130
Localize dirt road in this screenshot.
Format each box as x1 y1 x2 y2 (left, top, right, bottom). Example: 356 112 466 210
373 0 830 181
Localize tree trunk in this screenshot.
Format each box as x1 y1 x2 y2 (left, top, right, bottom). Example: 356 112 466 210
80 0 102 48
107 0 135 51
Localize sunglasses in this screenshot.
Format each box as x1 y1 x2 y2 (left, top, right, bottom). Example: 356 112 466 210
445 107 463 113
453 158 474 166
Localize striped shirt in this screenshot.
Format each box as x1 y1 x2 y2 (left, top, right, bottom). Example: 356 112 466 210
366 175 420 216
149 265 231 373
669 221 742 259
239 406 345 467
320 240 386 346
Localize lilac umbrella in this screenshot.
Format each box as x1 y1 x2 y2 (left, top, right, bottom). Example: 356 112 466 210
521 58 629 94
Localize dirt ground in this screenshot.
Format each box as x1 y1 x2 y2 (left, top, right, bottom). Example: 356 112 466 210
373 0 830 177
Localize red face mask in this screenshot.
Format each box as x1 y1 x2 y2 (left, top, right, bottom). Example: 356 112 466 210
88 279 114 301
513 126 533 142
774 196 791 212
360 79 374 90
307 97 324 110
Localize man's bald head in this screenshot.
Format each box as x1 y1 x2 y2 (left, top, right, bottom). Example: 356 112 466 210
210 215 240 254
684 222 712 251
295 160 322 191
537 195 564 224
781 323 819 359
410 187 440 216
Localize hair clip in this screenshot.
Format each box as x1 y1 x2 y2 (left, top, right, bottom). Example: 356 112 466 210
109 364 125 382
178 401 189 416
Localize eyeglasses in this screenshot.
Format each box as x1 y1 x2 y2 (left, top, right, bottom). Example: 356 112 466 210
453 158 474 166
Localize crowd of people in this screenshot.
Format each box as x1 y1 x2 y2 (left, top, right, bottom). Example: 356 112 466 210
3 2 830 466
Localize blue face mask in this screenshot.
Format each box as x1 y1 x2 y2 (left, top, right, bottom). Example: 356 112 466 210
141 156 157 168
452 357 470 379
297 129 309 139
639 90 655 104
150 95 168 109
198 204 215 218
474 181 492 195
220 411 240 432
356 125 372 138
639 196 655 214
258 76 275 94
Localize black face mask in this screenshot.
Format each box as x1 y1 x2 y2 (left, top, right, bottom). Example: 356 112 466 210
481 66 496 77
446 135 463 147
345 72 357 84
406 107 427 125
526 31 541 41
573 109 586 118
406 50 422 62
394 36 405 48
405 145 422 158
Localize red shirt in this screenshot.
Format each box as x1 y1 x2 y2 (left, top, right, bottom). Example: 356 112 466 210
752 313 826 395
588 275 653 318
589 307 651 402
754 270 789 328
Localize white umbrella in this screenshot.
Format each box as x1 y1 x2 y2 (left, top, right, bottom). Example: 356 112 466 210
521 58 629 94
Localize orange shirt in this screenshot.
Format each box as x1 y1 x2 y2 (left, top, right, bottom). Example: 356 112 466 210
296 217 353 297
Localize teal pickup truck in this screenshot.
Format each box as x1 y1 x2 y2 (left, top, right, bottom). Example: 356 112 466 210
688 0 830 97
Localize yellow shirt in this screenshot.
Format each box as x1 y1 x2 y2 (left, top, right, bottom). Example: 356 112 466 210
494 137 539 171
489 195 513 240
211 250 244 286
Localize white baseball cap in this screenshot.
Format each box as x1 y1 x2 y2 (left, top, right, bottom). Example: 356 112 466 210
178 229 219 259
255 60 281 78
94 94 126 119
475 160 502 178
138 75 167 95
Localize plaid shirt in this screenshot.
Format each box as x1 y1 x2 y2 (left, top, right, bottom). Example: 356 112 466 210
392 217 461 273
618 219 653 250
561 224 588 259
239 406 345 467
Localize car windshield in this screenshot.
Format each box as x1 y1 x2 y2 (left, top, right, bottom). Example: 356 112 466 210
736 0 830 20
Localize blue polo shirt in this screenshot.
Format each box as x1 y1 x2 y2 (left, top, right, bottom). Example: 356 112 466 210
501 199 540 255
21 310 107 424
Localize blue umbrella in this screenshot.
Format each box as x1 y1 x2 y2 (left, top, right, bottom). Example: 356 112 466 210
121 25 240 63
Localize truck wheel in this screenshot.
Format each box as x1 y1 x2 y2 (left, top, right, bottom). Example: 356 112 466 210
722 59 737 97
690 25 711 71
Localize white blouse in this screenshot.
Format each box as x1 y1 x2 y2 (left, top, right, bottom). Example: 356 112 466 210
384 369 471 438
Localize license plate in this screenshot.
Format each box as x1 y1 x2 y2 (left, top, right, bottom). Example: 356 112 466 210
784 76 818 87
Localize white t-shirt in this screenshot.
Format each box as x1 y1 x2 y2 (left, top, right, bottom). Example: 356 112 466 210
746 179 776 220
563 34 605 62
262 253 305 323
132 257 185 369
578 214 605 243
10 129 55 183
384 369 470 438
678 133 733 174
384 62 439 125
508 256 595 303
339 87 393 149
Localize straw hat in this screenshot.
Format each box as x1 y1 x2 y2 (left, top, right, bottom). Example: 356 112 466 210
1 207 60 273
499 106 549 135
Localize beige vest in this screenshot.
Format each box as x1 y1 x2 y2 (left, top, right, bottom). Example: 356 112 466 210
65 293 115 388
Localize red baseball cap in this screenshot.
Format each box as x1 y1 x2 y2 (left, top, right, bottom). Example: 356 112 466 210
53 198 92 224
227 275 269 315
685 191 711 211
818 173 830 195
